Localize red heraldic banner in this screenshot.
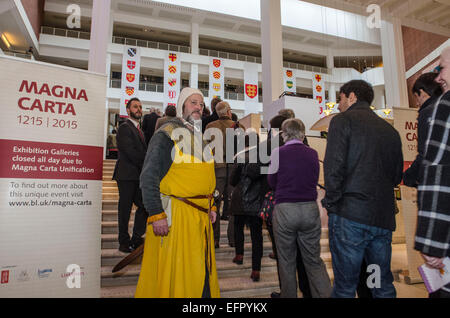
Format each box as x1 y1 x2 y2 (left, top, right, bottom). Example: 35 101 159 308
312 73 326 118
0 56 106 297
164 52 181 109
120 46 141 117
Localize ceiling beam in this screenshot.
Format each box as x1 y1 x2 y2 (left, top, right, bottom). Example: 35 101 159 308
393 0 434 18
435 0 450 5
425 7 450 23
401 16 450 37
419 5 448 22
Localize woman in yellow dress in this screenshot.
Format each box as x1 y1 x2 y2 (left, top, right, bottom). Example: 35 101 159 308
135 88 220 298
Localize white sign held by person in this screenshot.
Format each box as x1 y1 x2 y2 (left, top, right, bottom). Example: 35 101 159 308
0 56 105 297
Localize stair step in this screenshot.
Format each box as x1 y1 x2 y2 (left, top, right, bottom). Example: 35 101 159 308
102 210 135 222
101 257 279 287
102 181 117 187
103 194 119 200
101 241 332 267
102 187 118 193
101 267 334 299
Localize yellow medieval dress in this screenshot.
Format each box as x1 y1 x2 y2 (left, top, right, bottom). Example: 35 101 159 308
135 123 220 298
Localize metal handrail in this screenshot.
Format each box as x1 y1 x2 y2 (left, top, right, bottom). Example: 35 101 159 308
112 36 191 53
41 26 330 75
3 51 32 59
41 26 91 40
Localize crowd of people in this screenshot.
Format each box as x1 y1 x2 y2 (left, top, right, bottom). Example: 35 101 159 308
111 47 449 298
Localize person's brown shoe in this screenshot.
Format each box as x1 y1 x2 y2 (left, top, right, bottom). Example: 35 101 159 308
250 270 260 282
232 254 243 265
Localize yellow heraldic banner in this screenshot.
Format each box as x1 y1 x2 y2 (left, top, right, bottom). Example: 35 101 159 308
0 56 106 297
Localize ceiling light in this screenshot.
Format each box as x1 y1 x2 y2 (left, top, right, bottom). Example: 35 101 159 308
1 33 11 49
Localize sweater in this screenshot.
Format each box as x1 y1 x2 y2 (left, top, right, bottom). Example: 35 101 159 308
267 140 319 204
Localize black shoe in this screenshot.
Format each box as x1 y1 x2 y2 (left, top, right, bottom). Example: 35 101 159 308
215 242 220 249
119 244 132 253
270 292 281 298
130 240 143 251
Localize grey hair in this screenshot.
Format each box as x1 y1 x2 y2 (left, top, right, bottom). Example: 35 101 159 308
278 108 295 119
281 118 305 142
216 101 231 117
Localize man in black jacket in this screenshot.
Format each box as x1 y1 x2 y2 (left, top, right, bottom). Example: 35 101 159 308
322 80 403 298
201 97 222 133
113 98 149 253
403 73 442 187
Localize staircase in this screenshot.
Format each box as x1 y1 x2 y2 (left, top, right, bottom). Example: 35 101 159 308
100 159 333 298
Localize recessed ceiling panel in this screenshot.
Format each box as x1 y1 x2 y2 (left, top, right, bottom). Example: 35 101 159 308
158 9 192 22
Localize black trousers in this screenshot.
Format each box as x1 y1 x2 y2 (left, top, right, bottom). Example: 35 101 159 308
234 215 263 271
267 223 312 298
116 180 148 246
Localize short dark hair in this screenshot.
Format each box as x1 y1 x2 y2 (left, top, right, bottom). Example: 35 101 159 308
339 80 374 105
165 105 177 117
270 115 288 129
211 97 222 112
126 98 141 109
231 113 238 122
412 72 442 98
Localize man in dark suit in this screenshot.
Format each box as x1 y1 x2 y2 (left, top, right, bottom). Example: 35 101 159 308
142 108 161 145
113 98 149 253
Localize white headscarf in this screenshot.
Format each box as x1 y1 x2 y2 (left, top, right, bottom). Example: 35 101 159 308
176 87 204 118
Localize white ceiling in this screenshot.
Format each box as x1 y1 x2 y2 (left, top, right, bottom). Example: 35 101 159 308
303 0 450 37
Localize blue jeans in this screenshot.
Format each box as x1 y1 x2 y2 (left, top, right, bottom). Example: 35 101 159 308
328 214 396 298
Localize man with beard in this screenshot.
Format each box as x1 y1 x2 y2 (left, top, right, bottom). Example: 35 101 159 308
113 98 149 253
135 88 220 298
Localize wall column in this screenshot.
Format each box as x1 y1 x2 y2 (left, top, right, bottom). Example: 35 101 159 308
88 0 111 74
260 0 284 109
380 18 409 108
190 22 199 88
326 53 336 103
190 22 199 55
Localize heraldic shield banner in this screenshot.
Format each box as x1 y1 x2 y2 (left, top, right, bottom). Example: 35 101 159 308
244 62 260 115
312 73 326 117
164 52 181 108
120 46 141 117
209 57 224 101
283 69 296 93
